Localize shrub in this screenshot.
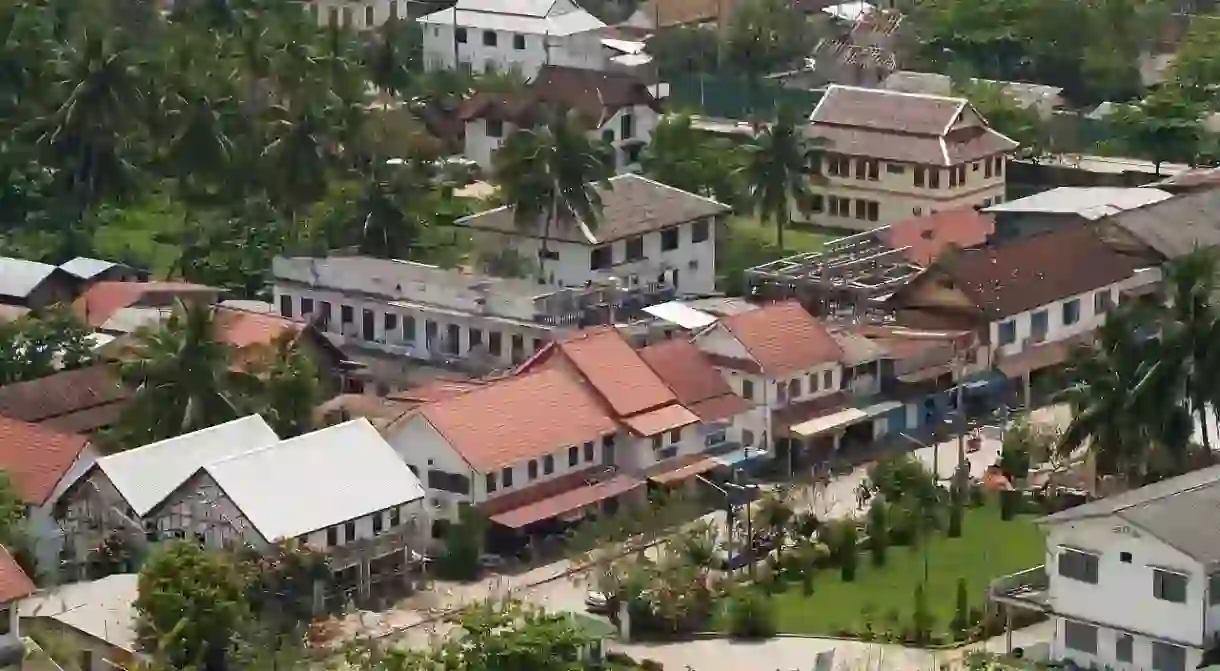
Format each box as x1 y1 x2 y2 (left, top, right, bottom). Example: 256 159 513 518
949 578 970 636
839 524 859 581
967 481 985 507
888 503 916 546
1000 489 1019 521
791 511 820 539
867 500 889 567
947 483 964 539
726 588 777 639
909 581 934 644
800 568 814 595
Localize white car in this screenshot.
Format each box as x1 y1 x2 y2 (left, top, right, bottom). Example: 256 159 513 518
585 591 611 613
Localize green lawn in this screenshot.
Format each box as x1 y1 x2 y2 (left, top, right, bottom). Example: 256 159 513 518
728 215 839 255
769 507 1046 636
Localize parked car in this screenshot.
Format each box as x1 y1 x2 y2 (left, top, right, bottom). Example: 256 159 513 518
585 590 612 614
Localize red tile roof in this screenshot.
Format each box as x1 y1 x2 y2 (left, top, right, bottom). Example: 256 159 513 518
717 302 844 376
880 208 994 266
213 306 302 349
813 85 967 135
0 364 130 433
0 415 90 505
551 328 678 417
418 368 620 472
481 468 644 528
620 404 699 437
0 547 33 603
459 66 661 128
686 394 754 423
638 339 735 405
74 281 219 328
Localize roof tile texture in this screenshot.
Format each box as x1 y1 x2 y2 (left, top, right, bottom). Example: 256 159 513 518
0 546 33 603
0 415 89 505
719 301 844 376
556 328 676 416
0 364 129 427
638 338 735 405
881 208 994 266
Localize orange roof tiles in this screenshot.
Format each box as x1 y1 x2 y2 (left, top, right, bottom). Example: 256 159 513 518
620 404 699 437
880 208 994 266
553 328 677 416
718 301 844 376
486 473 644 528
0 416 90 505
0 547 33 603
419 368 620 472
638 339 735 405
213 306 302 349
74 281 219 328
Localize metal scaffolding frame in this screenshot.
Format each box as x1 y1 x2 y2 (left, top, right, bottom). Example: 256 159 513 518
744 228 924 316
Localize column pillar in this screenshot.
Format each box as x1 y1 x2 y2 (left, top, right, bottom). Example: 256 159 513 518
1005 605 1014 653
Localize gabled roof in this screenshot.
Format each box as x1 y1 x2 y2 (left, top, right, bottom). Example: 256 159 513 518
0 364 130 432
714 301 844 376
95 415 280 517
985 187 1172 221
0 547 33 603
544 327 677 416
74 281 220 328
20 573 137 652
456 174 729 245
638 339 753 422
0 416 91 506
878 208 994 266
58 258 140 281
459 66 661 128
418 0 605 35
1102 187 1220 259
811 85 968 135
415 368 619 473
1041 463 1220 566
201 419 424 542
895 225 1144 321
0 258 69 301
631 0 723 27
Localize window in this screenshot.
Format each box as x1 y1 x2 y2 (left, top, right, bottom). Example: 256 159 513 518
777 381 788 404
384 312 398 333
811 194 825 213
994 156 1004 176
373 513 383 535
788 378 801 399
1031 310 1048 341
568 446 579 466
1057 548 1099 583
829 196 851 217
345 521 356 542
867 160 879 181
1153 642 1186 671
867 201 879 222
327 526 338 546
279 295 293 318
320 301 332 326
483 30 497 46
998 320 1017 346
390 507 400 527
886 163 904 174
1154 569 1188 603
486 119 503 138
914 166 926 187
427 469 471 494
541 454 554 475
391 1 398 19
625 236 644 260
485 473 497 493
501 467 514 488
948 167 958 188
590 246 612 270
1211 574 1220 605
809 372 819 392
601 128 614 144
583 441 595 462
1063 620 1097 654
301 297 314 315
823 370 833 390
624 144 642 164
328 7 338 24
660 228 679 251
957 165 967 184
1120 551 1132 563
651 435 662 450
854 158 868 179
669 428 682 443
621 114 634 139
342 6 352 25
692 219 710 243
527 459 538 480
984 160 993 178
1094 289 1113 314
929 168 941 189
456 27 467 42
828 154 850 176
742 379 754 400
488 330 502 356
742 430 754 446
513 33 525 49
341 305 354 324
470 328 483 348
1062 299 1080 326
365 5 374 25
511 334 524 356
854 199 868 220
972 161 980 172
425 320 438 349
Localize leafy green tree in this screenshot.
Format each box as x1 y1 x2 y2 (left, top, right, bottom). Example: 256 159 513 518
1108 89 1204 174
953 78 1049 159
243 333 323 438
737 107 823 251
1155 249 1220 455
866 500 889 567
1169 18 1220 108
726 587 777 639
0 309 96 385
135 540 251 671
494 108 611 283
646 25 721 79
950 577 970 636
641 114 742 205
435 503 485 581
362 19 421 98
839 523 859 582
0 472 35 577
725 0 820 124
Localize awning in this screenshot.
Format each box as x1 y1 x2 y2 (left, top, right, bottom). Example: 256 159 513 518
641 301 718 330
789 400 902 438
713 447 769 467
488 474 645 529
622 404 700 437
687 394 754 422
648 453 722 484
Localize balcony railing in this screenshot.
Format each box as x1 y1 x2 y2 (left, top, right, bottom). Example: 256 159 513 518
989 565 1050 611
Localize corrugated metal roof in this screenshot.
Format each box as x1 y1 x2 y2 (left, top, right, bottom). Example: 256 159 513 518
985 187 1173 220
58 257 119 280
418 6 604 35
0 257 58 299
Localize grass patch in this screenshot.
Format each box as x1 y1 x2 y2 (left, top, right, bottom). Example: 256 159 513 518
768 506 1045 637
728 215 838 254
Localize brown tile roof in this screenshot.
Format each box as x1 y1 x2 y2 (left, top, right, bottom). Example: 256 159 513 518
638 338 754 421
459 66 661 127
0 415 90 505
926 225 1144 320
213 306 301 349
551 328 677 416
880 208 994 266
479 467 644 528
807 85 1017 166
717 301 844 376
637 0 722 27
418 368 619 472
0 364 130 432
455 173 730 244
620 404 699 436
74 281 220 328
0 547 33 603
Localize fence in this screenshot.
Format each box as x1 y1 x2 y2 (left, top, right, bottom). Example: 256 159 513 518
667 74 824 121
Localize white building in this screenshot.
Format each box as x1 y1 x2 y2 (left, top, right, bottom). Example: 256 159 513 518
306 0 408 30
456 174 729 293
991 465 1220 671
419 0 606 76
0 547 33 666
458 65 661 174
151 419 426 600
384 326 756 534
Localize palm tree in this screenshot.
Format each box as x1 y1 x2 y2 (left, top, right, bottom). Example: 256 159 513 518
114 301 242 447
1156 249 1220 454
494 107 612 283
352 165 433 259
242 333 322 438
641 113 742 203
736 107 825 251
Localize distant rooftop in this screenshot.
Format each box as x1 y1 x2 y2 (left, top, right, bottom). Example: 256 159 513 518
984 186 1173 220
881 71 1064 114
418 0 605 35
0 258 60 300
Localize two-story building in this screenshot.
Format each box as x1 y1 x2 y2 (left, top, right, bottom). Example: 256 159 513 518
984 186 1174 245
307 0 408 30
886 225 1157 407
419 0 606 76
457 174 729 292
805 85 1019 230
991 465 1220 671
458 66 661 174
150 419 426 605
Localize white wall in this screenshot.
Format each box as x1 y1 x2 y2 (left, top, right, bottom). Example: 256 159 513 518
1046 516 1206 651
308 0 405 30
767 362 842 410
385 416 476 524
422 23 605 76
